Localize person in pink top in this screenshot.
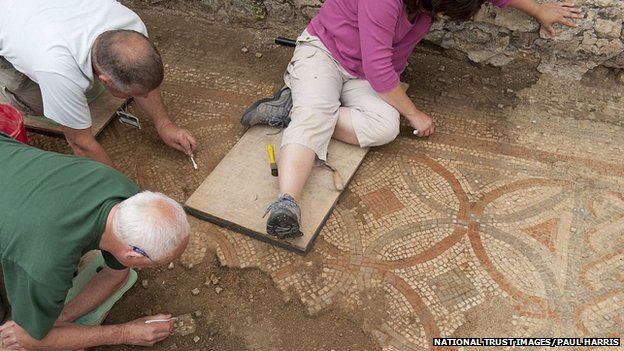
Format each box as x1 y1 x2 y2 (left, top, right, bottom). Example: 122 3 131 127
241 0 583 239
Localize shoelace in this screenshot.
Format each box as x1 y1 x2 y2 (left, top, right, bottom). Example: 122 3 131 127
266 115 289 128
263 196 302 238
262 195 298 218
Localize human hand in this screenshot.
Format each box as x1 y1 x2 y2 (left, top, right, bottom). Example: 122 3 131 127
157 122 197 156
407 110 435 137
0 320 31 351
121 314 175 346
535 2 583 36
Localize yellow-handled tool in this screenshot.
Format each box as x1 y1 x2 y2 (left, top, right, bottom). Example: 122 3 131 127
266 144 278 177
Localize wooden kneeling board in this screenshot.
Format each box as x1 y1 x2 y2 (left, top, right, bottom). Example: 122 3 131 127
185 125 369 254
24 90 126 137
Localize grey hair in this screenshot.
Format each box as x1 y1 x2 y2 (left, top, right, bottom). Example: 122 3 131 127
92 30 164 92
113 191 190 262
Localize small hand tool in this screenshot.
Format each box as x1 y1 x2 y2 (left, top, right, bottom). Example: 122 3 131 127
145 317 178 324
190 153 198 170
275 37 297 48
266 144 278 176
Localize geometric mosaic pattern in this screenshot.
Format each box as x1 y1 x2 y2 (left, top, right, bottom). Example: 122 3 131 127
28 7 624 351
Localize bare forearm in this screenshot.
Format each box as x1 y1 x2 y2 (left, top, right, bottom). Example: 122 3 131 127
507 0 541 17
378 84 421 122
59 269 129 323
378 83 435 137
64 133 114 167
23 324 124 350
135 88 171 131
135 88 197 154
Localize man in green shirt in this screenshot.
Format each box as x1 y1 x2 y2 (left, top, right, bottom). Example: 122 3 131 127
0 132 190 349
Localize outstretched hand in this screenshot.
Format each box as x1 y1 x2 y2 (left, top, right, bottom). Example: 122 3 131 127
0 320 30 351
408 110 435 137
157 122 197 156
121 314 175 346
535 2 583 36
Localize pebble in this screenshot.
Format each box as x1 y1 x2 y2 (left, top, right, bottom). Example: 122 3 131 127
194 310 202 317
506 88 514 93
255 52 263 58
241 47 249 53
209 274 220 285
191 288 200 296
168 262 174 270
215 287 224 294
174 314 196 336
497 104 504 108
193 336 200 343
439 65 445 71
141 279 148 289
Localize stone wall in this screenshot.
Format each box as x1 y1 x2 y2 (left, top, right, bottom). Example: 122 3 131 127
155 0 623 80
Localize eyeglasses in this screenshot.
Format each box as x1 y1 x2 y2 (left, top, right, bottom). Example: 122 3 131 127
131 246 154 262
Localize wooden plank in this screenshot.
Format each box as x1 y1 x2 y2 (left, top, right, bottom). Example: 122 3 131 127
185 125 369 254
24 90 125 138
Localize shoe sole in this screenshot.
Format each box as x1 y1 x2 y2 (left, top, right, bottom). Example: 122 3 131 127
240 87 288 127
267 212 302 239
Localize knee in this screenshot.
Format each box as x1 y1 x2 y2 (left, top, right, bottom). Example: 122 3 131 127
370 123 400 146
361 110 400 146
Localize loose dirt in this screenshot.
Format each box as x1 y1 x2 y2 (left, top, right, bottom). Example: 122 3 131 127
93 255 380 351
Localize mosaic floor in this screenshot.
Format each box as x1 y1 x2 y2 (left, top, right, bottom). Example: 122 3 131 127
29 7 623 351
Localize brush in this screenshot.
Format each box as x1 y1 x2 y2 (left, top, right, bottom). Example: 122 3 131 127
266 144 278 177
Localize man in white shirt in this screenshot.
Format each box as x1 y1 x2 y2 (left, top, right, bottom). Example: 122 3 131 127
0 0 196 166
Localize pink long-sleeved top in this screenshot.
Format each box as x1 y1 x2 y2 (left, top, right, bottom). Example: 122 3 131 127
308 0 511 92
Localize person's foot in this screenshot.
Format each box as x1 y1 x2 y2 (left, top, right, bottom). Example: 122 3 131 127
241 86 292 128
264 194 303 239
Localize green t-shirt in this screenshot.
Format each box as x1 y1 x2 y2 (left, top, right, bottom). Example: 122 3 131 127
0 133 140 339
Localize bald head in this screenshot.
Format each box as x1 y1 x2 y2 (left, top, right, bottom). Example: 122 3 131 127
92 30 163 93
113 191 190 263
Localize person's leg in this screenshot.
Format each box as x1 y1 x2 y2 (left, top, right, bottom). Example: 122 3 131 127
62 251 137 327
0 57 43 115
278 144 317 200
334 79 401 147
279 45 344 199
265 36 345 238
332 107 359 145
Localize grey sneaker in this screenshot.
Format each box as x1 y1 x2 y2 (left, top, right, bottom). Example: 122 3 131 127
264 194 303 239
241 86 292 128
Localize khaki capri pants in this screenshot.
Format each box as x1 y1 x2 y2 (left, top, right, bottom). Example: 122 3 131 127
0 56 44 115
282 30 400 161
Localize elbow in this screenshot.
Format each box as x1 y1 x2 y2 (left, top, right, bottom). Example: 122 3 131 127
362 64 399 93
62 128 95 156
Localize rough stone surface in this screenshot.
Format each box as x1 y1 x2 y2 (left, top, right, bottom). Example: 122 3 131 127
133 0 624 80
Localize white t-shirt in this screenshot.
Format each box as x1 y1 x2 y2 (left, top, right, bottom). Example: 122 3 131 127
0 0 147 129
